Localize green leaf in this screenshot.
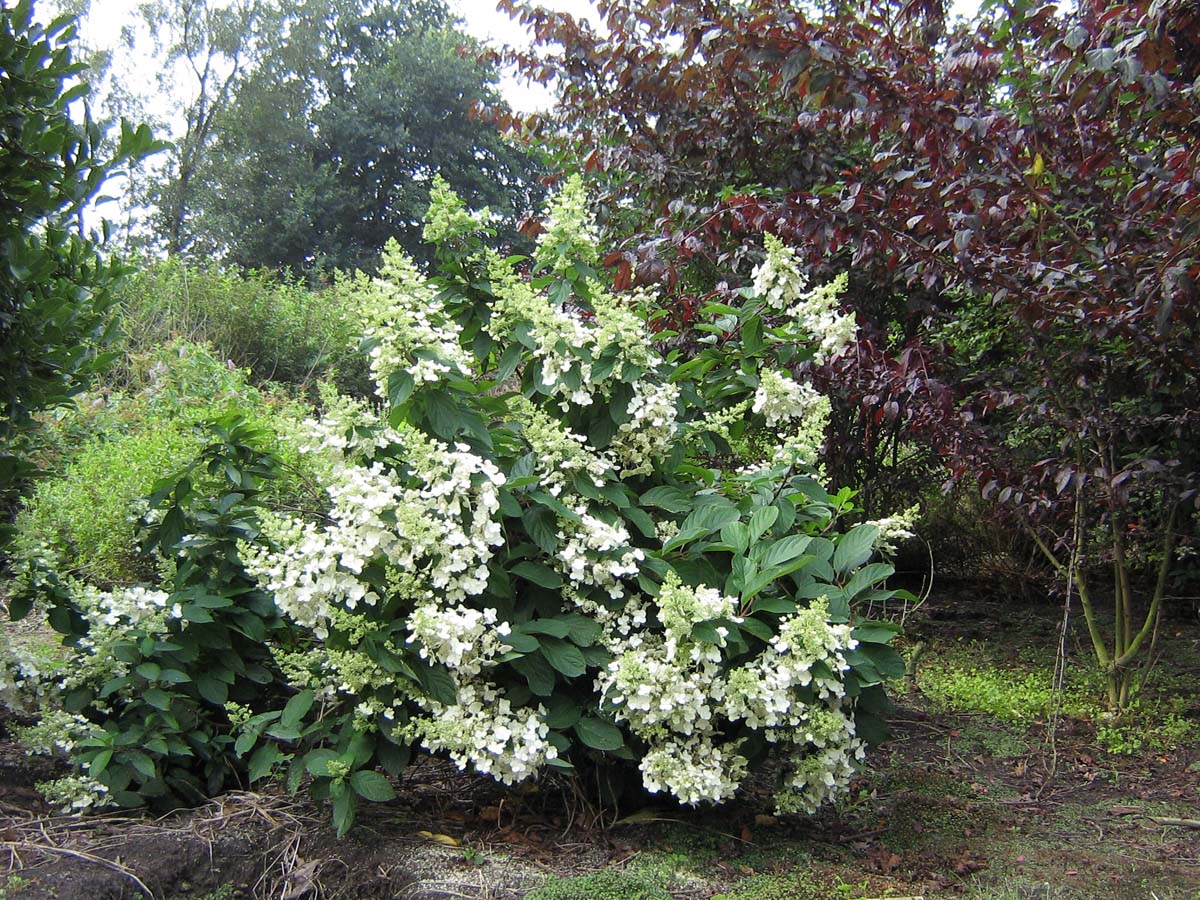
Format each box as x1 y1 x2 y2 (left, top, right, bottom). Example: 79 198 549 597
574 716 624 751
196 674 228 706
511 561 562 589
350 770 396 802
639 485 692 513
122 750 157 781
758 535 812 569
304 749 341 777
748 506 779 543
691 619 729 645
852 621 903 645
545 695 582 729
833 524 880 574
518 619 571 639
333 784 356 836
720 521 750 554
281 689 315 729
512 652 556 696
538 638 587 677
143 688 171 711
623 506 657 538
91 748 113 775
739 616 775 641
844 563 895 598
248 743 284 783
751 596 798 615
135 662 161 681
503 631 539 654
415 663 458 706
560 613 601 647
522 505 558 554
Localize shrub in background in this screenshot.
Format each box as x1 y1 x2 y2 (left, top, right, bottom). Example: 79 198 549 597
115 260 371 396
12 341 312 588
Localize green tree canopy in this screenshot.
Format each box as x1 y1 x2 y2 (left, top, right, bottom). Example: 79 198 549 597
138 0 541 273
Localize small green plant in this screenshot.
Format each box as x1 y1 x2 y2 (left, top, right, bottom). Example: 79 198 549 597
0 874 31 899
12 341 310 588
919 656 1058 723
116 260 371 396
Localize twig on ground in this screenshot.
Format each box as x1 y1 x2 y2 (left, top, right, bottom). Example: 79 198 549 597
2 840 156 898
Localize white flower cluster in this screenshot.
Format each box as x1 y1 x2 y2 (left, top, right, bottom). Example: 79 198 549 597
534 173 600 274
640 735 751 806
0 629 42 713
486 270 657 412
37 773 111 812
751 237 856 365
355 241 474 396
753 370 825 428
557 510 645 600
246 403 565 785
599 583 863 808
752 234 809 309
244 414 506 638
520 403 613 497
17 708 101 757
51 582 185 695
788 273 856 365
423 174 490 246
410 682 556 785
87 585 181 628
407 603 512 679
611 381 681 476
866 504 920 555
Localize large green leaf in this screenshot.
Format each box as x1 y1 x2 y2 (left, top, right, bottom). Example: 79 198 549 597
574 716 624 751
350 770 396 802
538 638 587 677
833 524 880 574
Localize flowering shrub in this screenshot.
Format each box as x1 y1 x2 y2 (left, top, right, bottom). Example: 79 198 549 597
4 177 906 832
235 176 905 831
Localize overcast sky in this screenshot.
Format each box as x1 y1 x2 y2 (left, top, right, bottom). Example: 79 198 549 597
78 0 599 114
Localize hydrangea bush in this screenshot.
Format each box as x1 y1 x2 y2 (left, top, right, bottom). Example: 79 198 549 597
3 176 906 832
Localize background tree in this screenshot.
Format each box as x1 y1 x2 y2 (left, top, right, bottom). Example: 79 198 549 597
500 0 1200 707
0 0 160 520
107 0 542 272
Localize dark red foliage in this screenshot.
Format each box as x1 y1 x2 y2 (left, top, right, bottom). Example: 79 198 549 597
493 0 1199 570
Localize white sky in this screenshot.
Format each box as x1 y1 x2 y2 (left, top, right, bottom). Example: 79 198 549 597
78 0 599 114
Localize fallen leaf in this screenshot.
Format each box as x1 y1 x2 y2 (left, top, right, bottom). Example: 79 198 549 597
740 824 753 842
417 831 461 847
753 814 778 826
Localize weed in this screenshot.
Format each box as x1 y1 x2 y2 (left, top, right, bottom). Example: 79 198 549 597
954 722 1032 758
0 875 31 899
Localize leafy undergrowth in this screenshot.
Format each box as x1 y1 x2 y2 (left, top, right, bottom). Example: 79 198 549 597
2 588 1198 899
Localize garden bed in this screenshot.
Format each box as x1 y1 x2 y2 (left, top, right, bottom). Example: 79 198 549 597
3 586 1196 900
